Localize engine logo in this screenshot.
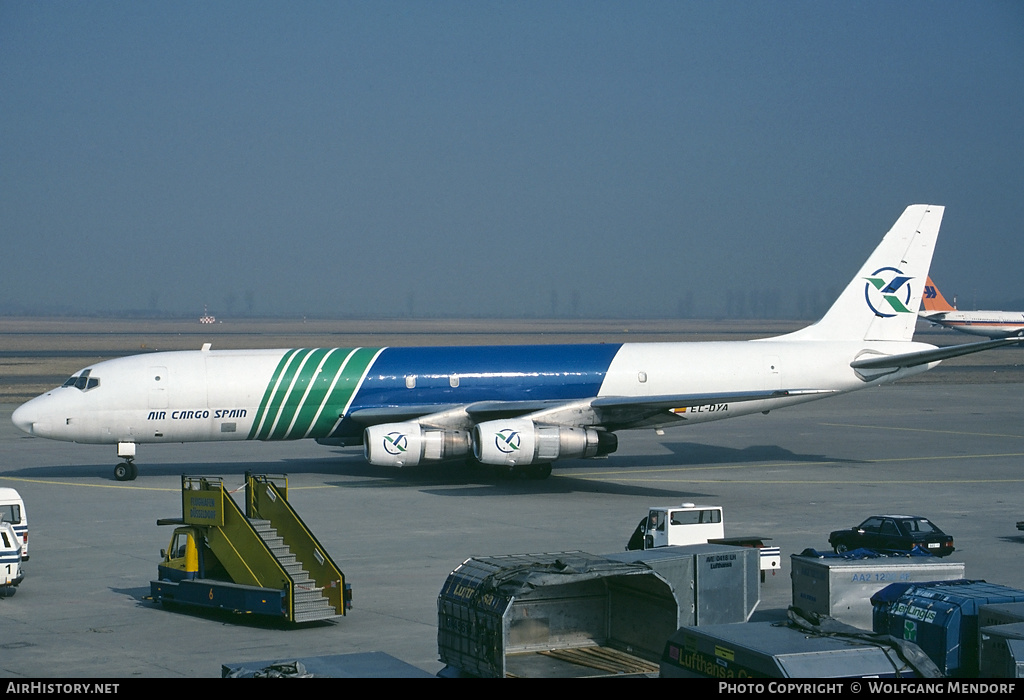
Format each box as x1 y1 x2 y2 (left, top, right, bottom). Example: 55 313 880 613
494 429 521 454
382 431 408 455
863 267 913 317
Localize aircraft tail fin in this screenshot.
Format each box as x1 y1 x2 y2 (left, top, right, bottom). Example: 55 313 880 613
785 205 944 343
921 276 957 312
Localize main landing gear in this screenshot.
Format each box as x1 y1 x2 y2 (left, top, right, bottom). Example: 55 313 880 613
498 463 553 480
115 442 139 481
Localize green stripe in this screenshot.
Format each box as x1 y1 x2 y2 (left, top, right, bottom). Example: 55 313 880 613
268 348 331 440
248 347 383 441
305 346 381 438
253 348 316 441
286 348 352 438
248 349 303 440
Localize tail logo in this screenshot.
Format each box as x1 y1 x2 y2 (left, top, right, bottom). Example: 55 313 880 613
864 267 914 317
924 285 937 300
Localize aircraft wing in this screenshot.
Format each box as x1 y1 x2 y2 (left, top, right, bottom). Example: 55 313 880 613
348 401 563 426
585 389 834 429
348 389 836 432
851 337 1024 371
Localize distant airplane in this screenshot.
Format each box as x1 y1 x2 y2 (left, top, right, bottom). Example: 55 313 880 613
919 276 1024 338
12 205 1022 481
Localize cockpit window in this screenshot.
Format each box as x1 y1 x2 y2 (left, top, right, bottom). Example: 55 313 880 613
62 369 99 392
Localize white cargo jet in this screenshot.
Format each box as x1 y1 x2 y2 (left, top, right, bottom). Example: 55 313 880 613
918 276 1024 338
12 205 1021 481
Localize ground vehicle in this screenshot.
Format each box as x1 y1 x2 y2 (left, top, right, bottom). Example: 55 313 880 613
0 488 27 560
828 515 954 556
626 503 781 580
1 521 24 594
150 473 350 623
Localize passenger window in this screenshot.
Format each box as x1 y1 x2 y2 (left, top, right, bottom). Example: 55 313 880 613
861 518 883 533
1 531 9 547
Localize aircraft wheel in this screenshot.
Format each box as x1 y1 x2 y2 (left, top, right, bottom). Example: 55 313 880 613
532 463 553 480
114 462 134 481
505 463 553 480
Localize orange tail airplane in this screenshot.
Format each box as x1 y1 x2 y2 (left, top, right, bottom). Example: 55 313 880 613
919 277 1024 338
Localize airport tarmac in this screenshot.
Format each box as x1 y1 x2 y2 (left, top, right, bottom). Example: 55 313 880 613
2 376 1024 678
1 318 1023 678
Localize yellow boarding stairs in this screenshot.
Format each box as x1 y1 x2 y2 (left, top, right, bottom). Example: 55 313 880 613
152 473 349 623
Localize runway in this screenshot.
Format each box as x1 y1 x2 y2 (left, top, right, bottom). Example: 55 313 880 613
2 376 1023 678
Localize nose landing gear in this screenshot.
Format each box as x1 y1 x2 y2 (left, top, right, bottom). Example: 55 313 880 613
114 460 138 481
115 441 139 481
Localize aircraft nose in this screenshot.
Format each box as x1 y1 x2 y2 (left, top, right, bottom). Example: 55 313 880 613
12 397 48 436
12 402 34 435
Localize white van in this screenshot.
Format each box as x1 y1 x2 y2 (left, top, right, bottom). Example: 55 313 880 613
0 488 28 560
1 520 22 591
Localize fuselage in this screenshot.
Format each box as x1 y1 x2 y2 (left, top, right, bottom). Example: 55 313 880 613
12 339 935 447
919 310 1024 338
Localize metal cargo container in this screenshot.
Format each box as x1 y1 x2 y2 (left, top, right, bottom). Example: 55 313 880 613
978 601 1024 629
606 543 761 626
872 580 1024 677
978 622 1024 678
660 621 919 678
791 552 965 630
437 545 759 678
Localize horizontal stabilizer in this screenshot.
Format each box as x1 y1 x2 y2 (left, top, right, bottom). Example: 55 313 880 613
851 337 1024 371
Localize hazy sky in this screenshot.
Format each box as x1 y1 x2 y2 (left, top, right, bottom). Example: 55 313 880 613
2 2 1022 318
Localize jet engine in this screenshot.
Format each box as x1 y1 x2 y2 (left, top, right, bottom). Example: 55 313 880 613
472 418 617 466
364 422 471 467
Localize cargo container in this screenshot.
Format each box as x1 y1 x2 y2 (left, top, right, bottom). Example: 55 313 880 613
437 544 759 677
978 621 1024 678
660 621 919 678
872 580 1024 677
978 601 1024 629
790 552 965 630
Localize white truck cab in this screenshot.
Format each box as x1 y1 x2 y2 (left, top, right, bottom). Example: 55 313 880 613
628 502 781 581
644 503 724 548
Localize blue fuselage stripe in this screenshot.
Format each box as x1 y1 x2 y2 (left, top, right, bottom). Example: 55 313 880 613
330 344 622 438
